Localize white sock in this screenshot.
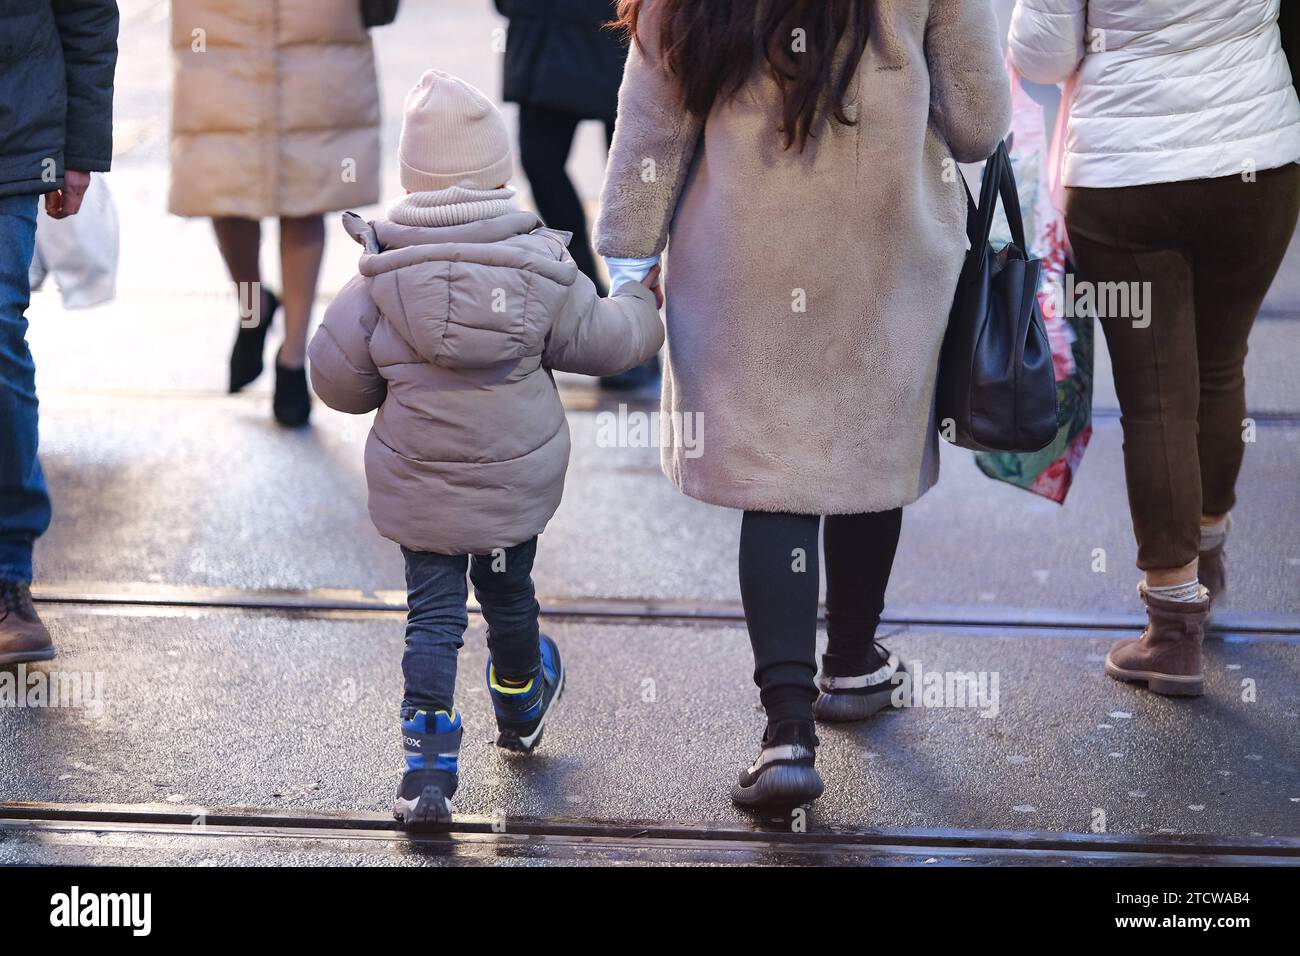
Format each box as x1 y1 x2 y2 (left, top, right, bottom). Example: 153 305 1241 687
1145 579 1204 603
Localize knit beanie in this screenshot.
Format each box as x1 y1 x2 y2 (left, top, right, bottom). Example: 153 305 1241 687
398 70 514 192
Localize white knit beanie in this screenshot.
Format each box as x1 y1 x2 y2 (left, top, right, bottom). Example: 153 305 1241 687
398 70 514 192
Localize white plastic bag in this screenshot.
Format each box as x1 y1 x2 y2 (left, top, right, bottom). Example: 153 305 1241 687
28 173 120 309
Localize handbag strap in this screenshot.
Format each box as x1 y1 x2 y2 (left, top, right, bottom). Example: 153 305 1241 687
996 141 1030 251
962 141 1030 252
963 143 1002 248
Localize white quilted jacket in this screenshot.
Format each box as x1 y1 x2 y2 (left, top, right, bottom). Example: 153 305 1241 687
1009 0 1300 187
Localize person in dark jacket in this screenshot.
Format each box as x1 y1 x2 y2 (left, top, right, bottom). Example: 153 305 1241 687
1282 0 1299 92
494 0 658 389
0 0 118 664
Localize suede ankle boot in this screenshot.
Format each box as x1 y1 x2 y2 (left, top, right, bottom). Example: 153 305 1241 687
1104 584 1208 697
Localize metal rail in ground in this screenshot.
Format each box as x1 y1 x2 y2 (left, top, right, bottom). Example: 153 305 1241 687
2 802 1296 866
31 583 1300 637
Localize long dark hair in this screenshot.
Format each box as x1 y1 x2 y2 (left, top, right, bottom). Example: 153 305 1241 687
613 0 872 152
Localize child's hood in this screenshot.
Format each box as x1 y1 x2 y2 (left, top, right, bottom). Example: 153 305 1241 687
342 210 579 369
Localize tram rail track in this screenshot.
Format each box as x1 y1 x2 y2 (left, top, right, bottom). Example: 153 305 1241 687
2 802 1297 865
31 582 1300 637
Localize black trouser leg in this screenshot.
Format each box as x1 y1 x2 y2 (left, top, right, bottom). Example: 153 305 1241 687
739 511 821 726
518 105 607 295
822 509 903 676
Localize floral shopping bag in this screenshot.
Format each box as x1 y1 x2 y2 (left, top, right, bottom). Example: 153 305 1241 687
974 65 1093 504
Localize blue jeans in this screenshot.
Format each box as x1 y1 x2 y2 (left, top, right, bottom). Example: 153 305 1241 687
0 194 49 584
401 537 542 717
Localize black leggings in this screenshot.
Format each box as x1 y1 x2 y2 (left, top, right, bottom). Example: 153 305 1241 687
518 105 613 295
738 509 904 726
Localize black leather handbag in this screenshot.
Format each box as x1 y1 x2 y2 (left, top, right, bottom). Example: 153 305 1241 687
360 0 400 28
935 141 1057 453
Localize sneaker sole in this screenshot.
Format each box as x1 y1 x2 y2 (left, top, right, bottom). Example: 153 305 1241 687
393 786 453 828
812 688 894 722
0 646 55 666
496 661 565 754
1105 656 1204 697
730 764 825 810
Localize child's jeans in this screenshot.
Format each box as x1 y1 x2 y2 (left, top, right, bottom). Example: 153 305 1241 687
400 537 542 718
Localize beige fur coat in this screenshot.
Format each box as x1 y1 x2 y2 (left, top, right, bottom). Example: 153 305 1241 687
595 0 1012 514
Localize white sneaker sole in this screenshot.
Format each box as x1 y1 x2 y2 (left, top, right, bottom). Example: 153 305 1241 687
393 790 453 826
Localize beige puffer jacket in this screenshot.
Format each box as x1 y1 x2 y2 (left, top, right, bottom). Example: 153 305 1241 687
168 0 380 218
308 210 664 555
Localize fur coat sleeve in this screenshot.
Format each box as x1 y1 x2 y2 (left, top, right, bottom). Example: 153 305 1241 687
926 0 1016 163
593 0 703 260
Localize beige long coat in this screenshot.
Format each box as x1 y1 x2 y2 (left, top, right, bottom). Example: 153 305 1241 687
595 0 1012 514
168 0 381 218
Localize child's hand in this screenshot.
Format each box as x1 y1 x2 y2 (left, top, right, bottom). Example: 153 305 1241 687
641 264 664 308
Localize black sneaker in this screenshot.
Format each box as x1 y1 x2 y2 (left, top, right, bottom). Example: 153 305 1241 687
730 720 824 809
813 641 904 722
487 634 564 753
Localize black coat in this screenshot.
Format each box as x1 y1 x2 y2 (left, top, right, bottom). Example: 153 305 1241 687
494 0 627 121
1281 0 1299 92
0 0 118 197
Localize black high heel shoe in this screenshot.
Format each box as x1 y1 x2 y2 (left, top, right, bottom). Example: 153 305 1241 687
273 353 312 428
229 287 279 393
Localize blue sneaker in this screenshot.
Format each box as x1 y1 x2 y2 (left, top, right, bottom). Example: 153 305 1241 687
393 707 461 826
486 634 565 753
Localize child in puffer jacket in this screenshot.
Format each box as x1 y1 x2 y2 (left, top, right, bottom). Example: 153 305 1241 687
307 70 664 826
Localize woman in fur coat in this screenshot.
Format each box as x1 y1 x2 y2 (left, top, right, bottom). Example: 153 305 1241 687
595 0 1011 807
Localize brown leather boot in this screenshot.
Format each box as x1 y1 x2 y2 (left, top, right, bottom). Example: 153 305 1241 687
0 581 55 665
1104 584 1207 697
